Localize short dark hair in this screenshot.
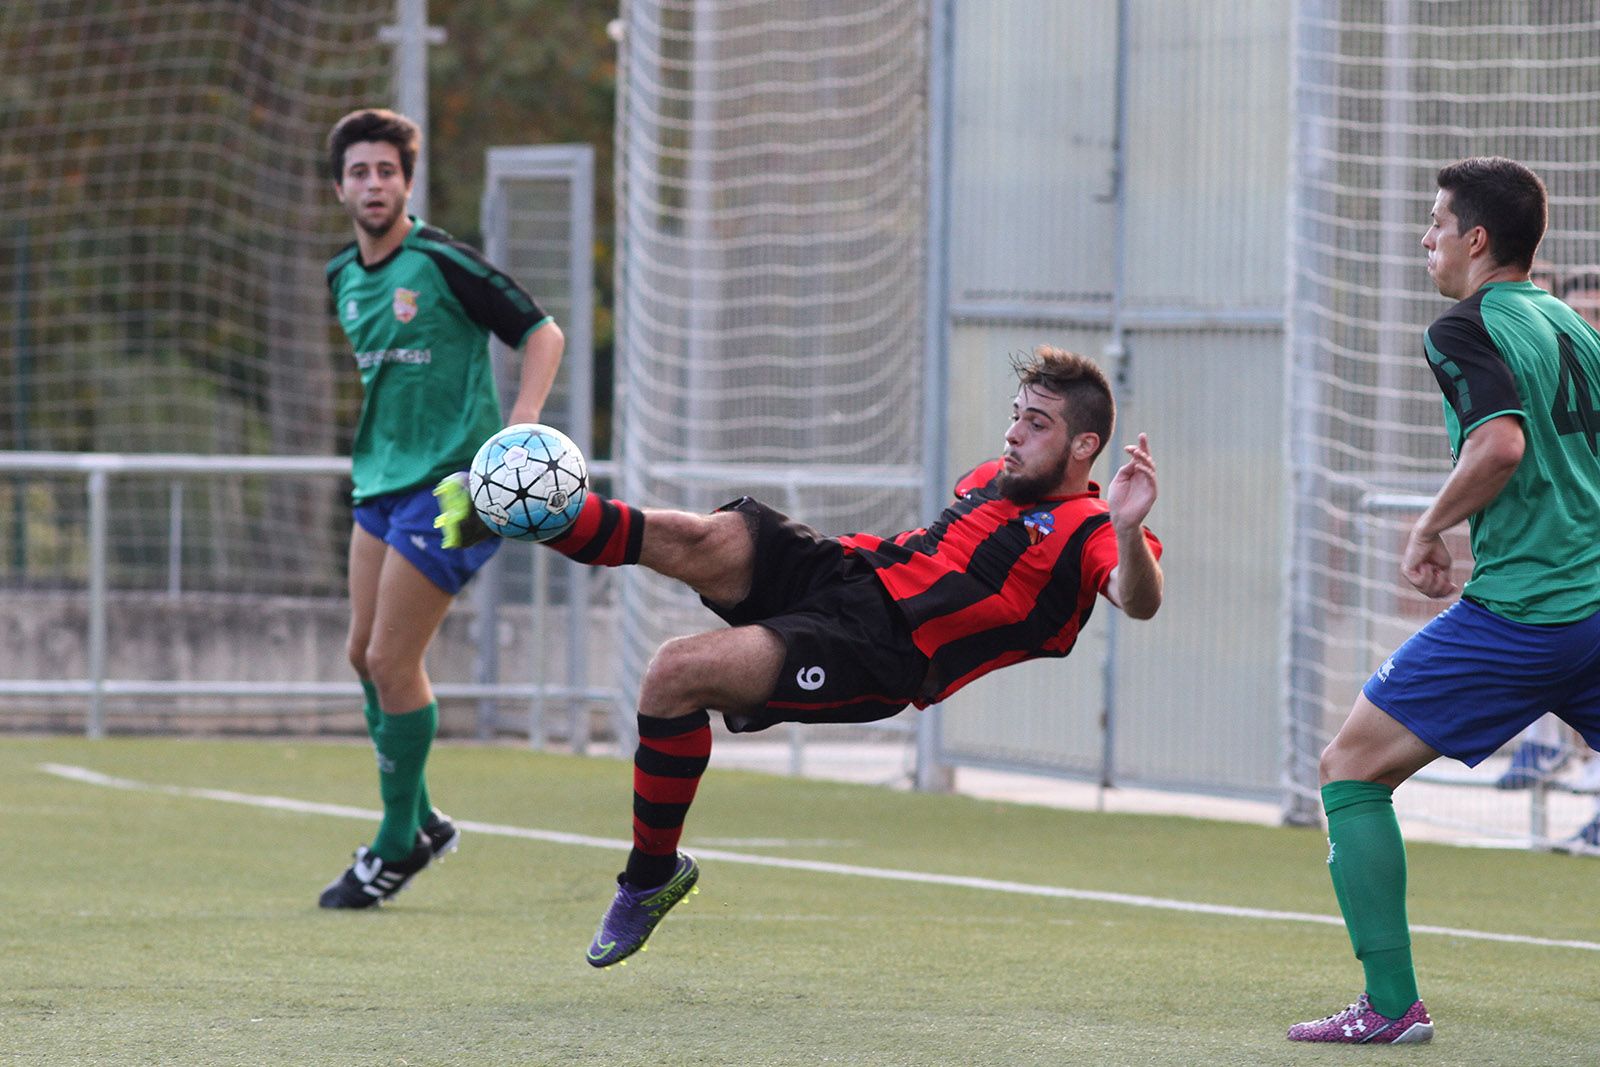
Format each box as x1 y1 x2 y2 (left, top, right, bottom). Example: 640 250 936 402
327 108 420 183
1435 157 1547 272
1012 346 1115 459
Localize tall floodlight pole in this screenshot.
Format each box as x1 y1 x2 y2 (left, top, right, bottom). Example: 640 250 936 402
379 0 447 220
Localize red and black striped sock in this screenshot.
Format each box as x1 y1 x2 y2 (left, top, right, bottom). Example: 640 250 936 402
625 709 711 888
546 492 645 567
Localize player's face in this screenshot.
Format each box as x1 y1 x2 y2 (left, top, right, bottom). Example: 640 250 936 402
335 140 411 239
1422 190 1474 299
996 385 1091 503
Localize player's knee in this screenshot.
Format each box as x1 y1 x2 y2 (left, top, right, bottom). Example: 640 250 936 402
361 640 415 691
639 637 712 713
650 511 723 561
1319 738 1367 785
346 639 369 678
1317 743 1341 786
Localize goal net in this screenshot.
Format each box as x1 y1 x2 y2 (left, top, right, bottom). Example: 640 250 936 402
613 0 929 749
1287 0 1600 841
0 2 391 600
0 2 399 725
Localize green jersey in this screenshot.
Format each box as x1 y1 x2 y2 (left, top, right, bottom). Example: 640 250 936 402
1422 280 1600 622
326 218 550 502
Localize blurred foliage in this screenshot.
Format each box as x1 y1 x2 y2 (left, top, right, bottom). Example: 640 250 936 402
429 0 619 454
0 2 390 457
0 1 618 586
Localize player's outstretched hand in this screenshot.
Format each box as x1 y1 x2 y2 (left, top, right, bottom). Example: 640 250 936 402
432 471 496 549
1106 432 1157 530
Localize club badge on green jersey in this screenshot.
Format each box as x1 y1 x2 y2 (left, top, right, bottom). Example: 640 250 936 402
393 287 420 323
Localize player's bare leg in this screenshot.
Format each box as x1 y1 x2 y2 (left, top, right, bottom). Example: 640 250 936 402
322 531 455 909
586 624 784 968
347 526 460 855
633 509 756 610
639 624 785 718
364 548 453 715
1320 695 1440 788
345 524 387 694
434 473 756 604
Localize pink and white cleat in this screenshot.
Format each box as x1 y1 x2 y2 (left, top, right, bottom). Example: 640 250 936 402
1287 993 1433 1044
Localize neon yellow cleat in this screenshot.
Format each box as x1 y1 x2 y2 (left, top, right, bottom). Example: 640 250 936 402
432 471 494 549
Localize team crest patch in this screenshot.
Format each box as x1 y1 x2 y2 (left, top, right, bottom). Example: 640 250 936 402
392 287 420 323
1022 509 1055 545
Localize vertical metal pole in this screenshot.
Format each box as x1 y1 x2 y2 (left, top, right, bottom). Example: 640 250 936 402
87 469 109 739
472 552 502 741
684 0 720 492
12 219 30 572
566 148 597 753
531 543 551 748
383 0 445 221
783 477 806 777
609 7 641 752
1098 0 1133 797
914 0 955 794
166 480 183 598
474 174 505 741
1531 779 1549 848
1374 0 1413 466
1281 0 1333 827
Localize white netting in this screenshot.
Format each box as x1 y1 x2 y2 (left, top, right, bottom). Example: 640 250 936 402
1 1 391 597
1287 0 1600 838
614 0 928 714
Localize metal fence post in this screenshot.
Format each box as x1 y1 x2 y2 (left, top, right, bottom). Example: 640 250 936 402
915 0 955 794
86 468 108 739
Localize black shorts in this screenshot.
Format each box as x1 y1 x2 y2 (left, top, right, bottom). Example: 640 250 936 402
703 497 929 734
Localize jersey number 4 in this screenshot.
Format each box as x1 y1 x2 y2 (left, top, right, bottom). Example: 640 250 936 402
1551 332 1600 455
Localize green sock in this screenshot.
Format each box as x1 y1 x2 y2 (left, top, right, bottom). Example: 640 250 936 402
370 702 437 862
362 680 432 828
360 679 382 742
1322 780 1418 1018
416 774 434 828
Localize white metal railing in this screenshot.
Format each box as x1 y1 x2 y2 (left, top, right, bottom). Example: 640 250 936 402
2 451 946 789
0 451 618 738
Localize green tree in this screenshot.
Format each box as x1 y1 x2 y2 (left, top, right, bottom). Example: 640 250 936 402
428 0 618 454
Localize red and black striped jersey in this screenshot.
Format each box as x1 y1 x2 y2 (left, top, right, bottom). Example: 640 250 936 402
838 459 1161 705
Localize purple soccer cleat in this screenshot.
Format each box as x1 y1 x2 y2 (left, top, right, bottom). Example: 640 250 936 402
1288 993 1434 1044
585 852 700 968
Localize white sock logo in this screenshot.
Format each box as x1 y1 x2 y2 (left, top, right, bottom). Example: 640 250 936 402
795 666 826 691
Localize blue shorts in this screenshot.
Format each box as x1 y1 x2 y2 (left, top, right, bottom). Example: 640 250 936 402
353 484 499 595
1362 597 1600 766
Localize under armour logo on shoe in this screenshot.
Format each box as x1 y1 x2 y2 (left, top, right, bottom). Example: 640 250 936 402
1342 1020 1367 1037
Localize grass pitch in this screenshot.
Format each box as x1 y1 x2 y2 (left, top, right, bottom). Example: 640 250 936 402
3 736 1598 1066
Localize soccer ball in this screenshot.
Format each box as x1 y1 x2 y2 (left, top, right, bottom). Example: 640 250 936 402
468 424 588 542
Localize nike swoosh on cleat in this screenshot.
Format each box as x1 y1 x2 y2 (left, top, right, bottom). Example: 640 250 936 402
587 941 616 961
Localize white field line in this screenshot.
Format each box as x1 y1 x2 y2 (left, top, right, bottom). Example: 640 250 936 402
39 762 1600 953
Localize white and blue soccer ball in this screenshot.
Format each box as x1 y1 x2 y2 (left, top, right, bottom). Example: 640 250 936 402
468 423 588 542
